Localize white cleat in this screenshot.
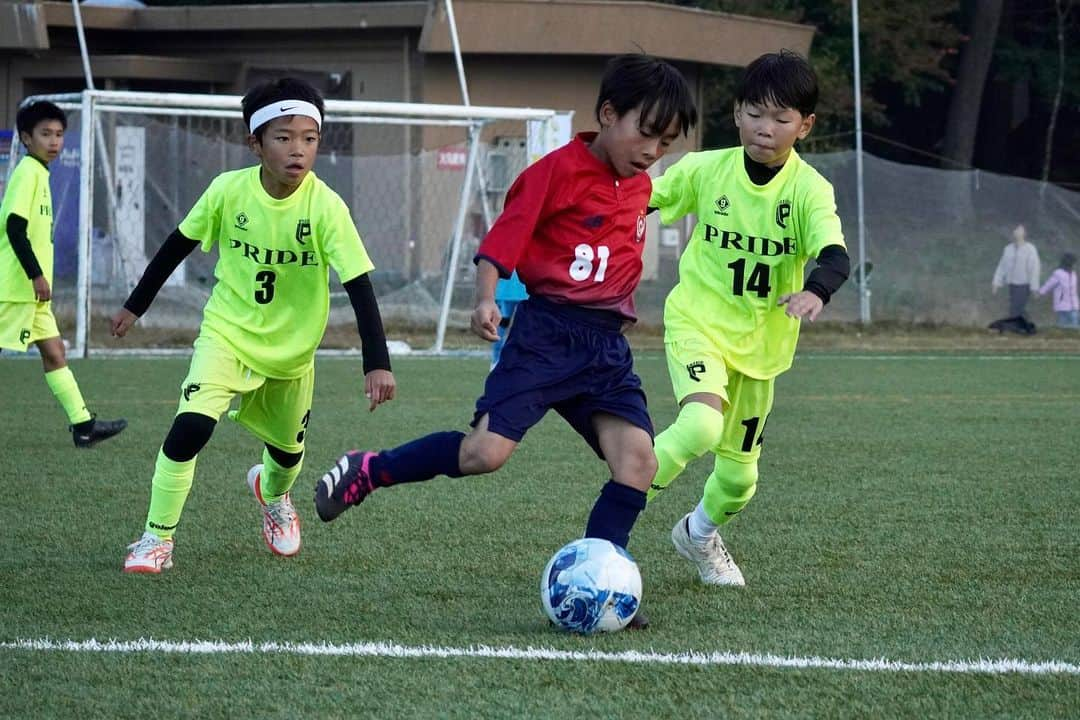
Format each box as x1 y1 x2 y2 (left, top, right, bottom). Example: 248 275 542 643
671 513 745 586
123 531 174 574
247 464 301 557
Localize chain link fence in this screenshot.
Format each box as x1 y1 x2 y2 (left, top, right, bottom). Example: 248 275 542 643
8 109 1078 350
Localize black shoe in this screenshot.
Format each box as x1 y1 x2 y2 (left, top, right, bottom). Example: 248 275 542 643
315 451 376 522
71 415 127 448
626 606 650 630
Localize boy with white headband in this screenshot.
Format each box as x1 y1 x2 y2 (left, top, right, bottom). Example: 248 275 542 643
113 77 396 573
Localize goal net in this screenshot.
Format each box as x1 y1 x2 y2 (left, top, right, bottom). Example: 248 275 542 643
7 90 563 356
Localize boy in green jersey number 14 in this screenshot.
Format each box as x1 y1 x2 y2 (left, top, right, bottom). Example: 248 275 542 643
648 51 850 587
112 78 396 573
0 101 126 447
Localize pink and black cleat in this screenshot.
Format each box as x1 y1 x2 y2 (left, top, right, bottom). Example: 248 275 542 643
314 450 377 522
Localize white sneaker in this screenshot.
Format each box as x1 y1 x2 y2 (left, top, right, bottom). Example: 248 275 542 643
671 513 745 586
247 465 301 557
123 531 174 574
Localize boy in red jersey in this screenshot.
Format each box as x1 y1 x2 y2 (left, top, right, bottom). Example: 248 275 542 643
316 55 696 625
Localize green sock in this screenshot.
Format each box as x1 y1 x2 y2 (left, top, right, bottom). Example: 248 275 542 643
44 367 92 425
258 448 303 504
648 402 725 503
701 455 759 525
145 449 196 540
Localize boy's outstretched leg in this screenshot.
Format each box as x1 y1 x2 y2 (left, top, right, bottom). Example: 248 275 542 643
315 430 469 522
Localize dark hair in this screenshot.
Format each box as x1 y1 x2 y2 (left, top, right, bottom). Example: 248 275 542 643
594 54 697 137
241 77 325 141
1062 252 1077 270
16 101 67 137
736 49 819 116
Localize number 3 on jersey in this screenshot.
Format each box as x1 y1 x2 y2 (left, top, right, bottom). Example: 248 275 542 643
569 243 609 282
255 270 276 304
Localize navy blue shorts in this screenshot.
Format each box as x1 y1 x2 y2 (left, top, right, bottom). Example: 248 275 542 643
472 296 654 458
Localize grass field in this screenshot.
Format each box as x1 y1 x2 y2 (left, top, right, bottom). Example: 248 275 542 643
1 351 1078 718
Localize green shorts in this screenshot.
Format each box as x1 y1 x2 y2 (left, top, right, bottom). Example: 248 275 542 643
178 334 314 453
664 335 775 461
0 301 60 352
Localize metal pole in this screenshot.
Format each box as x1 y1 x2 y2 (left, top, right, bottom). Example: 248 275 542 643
444 0 492 226
72 3 123 349
75 92 95 358
433 123 484 353
72 0 95 90
852 0 870 323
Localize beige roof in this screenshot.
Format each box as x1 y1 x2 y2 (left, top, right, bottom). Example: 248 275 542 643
4 0 813 66
419 0 814 66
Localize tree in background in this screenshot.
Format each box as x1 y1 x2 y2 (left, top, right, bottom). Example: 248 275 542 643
141 0 1079 186
1041 0 1073 182
671 0 1078 186
975 0 1080 184
667 0 960 155
941 0 1004 169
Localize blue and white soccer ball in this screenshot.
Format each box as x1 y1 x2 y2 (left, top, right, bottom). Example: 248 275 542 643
540 538 642 634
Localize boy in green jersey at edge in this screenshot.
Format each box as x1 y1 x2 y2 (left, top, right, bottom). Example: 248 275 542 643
648 50 849 586
0 100 127 447
112 78 396 573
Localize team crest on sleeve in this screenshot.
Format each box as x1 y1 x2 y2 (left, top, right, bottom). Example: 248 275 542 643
636 213 646 242
714 195 730 216
775 200 792 229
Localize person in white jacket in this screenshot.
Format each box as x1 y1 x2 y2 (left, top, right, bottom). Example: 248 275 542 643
992 224 1040 319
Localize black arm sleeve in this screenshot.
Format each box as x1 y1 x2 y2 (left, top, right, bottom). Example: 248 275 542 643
342 273 392 374
123 228 199 316
803 244 851 305
6 214 43 280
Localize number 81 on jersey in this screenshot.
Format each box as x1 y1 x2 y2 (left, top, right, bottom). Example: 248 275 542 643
570 243 610 282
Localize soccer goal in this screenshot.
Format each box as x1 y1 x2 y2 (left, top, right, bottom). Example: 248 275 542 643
7 90 566 357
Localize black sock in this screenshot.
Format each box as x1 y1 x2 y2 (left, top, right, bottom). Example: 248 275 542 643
584 480 647 549
370 431 466 486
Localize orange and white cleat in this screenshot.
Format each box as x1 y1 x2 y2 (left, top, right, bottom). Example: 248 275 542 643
247 464 301 557
123 531 174 574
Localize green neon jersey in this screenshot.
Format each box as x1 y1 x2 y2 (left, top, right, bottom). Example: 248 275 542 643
652 148 844 379
179 166 373 378
0 156 53 301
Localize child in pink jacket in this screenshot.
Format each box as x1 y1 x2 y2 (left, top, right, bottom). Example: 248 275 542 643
1039 252 1078 328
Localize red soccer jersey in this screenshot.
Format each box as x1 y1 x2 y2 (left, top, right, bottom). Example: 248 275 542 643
474 133 651 321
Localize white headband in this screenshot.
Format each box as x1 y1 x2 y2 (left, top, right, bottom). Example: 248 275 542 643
248 99 322 134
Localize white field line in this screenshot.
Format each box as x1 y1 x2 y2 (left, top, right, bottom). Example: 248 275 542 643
2 638 1077 676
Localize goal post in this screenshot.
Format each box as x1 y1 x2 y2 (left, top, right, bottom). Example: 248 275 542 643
8 90 563 357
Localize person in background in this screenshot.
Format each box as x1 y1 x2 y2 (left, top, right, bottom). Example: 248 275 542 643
1038 252 1078 329
0 100 126 447
992 224 1040 321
